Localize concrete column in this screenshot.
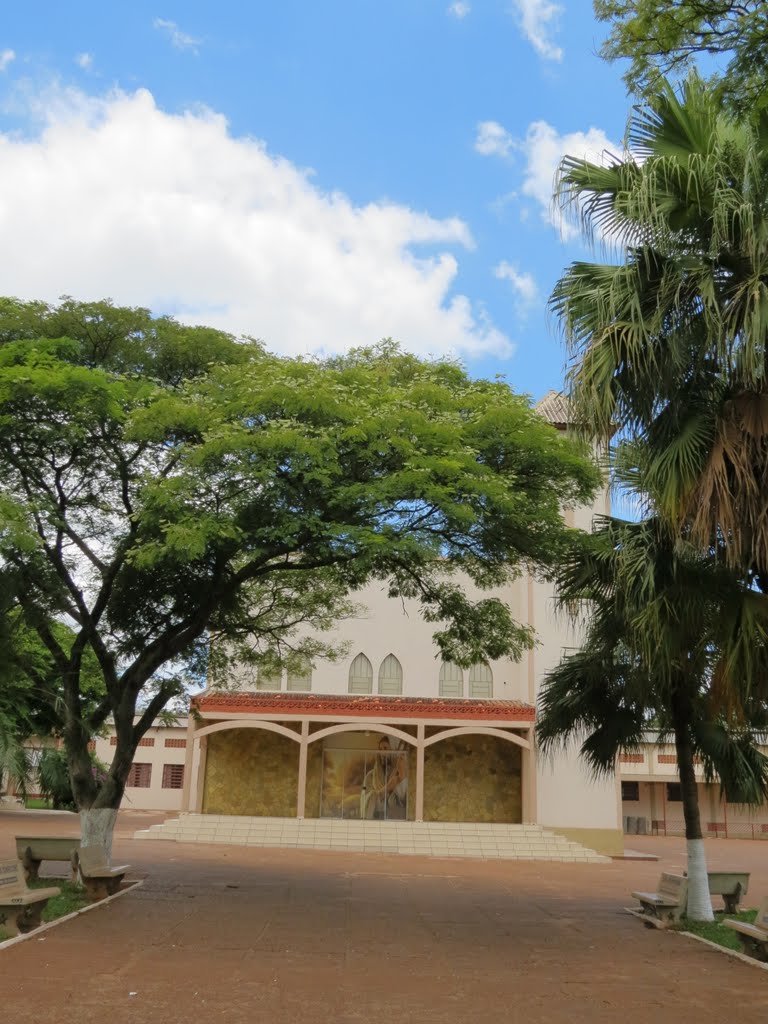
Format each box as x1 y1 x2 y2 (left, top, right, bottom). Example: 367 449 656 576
191 736 208 814
180 720 197 812
521 731 537 824
296 720 309 819
415 724 425 822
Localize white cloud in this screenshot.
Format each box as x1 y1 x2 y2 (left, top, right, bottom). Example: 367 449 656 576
153 18 200 53
494 261 538 310
519 120 621 239
0 50 15 72
512 0 563 61
75 53 93 70
447 2 471 18
474 120 514 158
0 85 512 360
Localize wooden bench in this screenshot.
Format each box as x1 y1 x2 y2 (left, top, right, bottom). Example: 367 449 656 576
15 835 81 883
0 860 60 938
74 847 130 901
725 897 768 961
631 873 688 926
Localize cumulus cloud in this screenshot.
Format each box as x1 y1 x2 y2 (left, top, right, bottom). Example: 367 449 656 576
0 49 15 72
512 0 563 61
153 18 200 52
494 261 538 311
0 85 512 359
520 120 621 238
474 120 514 158
447 2 471 18
75 53 93 70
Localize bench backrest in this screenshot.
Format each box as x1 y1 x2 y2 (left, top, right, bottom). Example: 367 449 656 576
658 873 687 902
754 897 768 932
706 871 750 897
0 860 25 897
77 846 110 875
15 836 80 860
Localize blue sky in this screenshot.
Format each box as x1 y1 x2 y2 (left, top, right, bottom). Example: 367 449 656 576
0 1 632 400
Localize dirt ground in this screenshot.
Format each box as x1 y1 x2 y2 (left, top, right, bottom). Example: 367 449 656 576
1 810 766 1023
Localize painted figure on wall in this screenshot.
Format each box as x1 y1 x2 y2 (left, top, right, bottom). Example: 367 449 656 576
320 734 409 819
361 736 408 820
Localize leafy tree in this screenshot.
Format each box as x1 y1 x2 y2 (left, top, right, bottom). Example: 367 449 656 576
551 74 768 586
537 516 768 921
595 0 768 111
0 298 599 853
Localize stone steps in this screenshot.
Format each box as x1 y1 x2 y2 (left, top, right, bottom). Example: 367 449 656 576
134 815 609 863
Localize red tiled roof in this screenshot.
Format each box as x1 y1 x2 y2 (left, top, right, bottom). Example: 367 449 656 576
192 691 535 722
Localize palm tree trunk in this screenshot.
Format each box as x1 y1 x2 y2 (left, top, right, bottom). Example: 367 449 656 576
672 689 714 922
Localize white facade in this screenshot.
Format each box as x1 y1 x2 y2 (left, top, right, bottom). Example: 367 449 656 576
92 719 188 813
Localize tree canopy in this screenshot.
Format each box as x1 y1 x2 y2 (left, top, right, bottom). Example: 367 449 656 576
0 297 599 843
595 0 768 110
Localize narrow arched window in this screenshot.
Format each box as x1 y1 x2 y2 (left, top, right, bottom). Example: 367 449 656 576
287 656 313 692
348 652 373 694
378 654 403 695
469 662 493 699
255 668 282 691
439 661 463 698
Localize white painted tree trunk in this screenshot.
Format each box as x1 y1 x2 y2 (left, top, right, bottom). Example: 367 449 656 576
80 808 118 862
686 838 714 922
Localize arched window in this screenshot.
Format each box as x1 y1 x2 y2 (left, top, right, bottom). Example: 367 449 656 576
255 668 282 691
439 661 463 698
469 662 493 699
378 654 403 695
287 656 313 692
348 653 373 694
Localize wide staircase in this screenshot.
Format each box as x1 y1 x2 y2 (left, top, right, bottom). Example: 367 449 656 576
134 814 609 862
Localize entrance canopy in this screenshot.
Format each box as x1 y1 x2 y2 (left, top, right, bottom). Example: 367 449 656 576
192 691 536 724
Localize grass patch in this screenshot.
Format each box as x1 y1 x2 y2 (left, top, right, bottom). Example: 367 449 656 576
0 928 9 942
673 908 758 951
29 879 90 922
24 797 52 810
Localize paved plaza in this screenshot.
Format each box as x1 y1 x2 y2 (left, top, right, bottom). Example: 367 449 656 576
1 810 767 1023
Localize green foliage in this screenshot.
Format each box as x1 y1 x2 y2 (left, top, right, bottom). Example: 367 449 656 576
29 879 90 921
537 515 768 800
0 298 599 816
36 748 108 811
674 908 758 950
553 74 768 580
595 0 768 112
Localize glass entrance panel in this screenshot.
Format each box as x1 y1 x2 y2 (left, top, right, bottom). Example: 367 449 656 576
320 745 408 820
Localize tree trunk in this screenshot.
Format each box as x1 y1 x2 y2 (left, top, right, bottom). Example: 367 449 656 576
79 807 118 861
672 690 714 922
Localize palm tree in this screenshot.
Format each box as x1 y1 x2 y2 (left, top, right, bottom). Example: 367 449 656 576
0 714 31 802
551 74 768 585
537 515 768 921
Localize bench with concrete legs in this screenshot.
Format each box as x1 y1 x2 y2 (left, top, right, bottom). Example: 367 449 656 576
0 860 60 937
74 846 130 901
725 897 768 961
631 873 688 927
15 835 81 883
705 871 750 914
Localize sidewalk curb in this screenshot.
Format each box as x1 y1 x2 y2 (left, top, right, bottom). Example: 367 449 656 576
0 878 144 953
677 929 768 971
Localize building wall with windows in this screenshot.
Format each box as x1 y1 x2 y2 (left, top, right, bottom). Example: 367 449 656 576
619 735 768 840
91 719 189 813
